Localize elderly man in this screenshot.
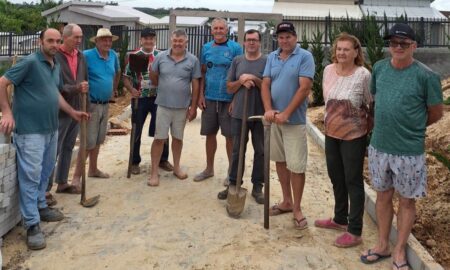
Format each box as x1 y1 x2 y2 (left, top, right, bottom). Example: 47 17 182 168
194 18 243 183
261 22 315 229
123 27 173 175
148 29 201 186
0 28 87 250
360 23 443 270
217 29 267 204
45 24 88 202
72 28 120 182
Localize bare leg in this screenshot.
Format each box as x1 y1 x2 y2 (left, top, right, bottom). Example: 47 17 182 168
88 145 100 174
225 137 233 167
149 139 164 186
172 138 187 179
275 162 293 210
290 172 306 220
203 134 217 175
71 148 91 187
392 197 416 267
362 189 394 260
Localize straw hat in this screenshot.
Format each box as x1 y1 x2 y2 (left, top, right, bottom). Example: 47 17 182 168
90 28 119 42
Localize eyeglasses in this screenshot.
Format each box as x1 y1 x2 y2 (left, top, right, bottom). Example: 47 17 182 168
244 39 260 43
388 40 413 49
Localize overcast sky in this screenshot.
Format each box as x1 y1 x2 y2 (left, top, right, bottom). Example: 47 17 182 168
6 0 450 12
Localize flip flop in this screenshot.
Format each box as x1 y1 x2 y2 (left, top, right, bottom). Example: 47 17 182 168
173 171 188 180
56 185 81 194
393 261 410 270
88 170 110 178
269 205 293 216
360 249 391 264
293 217 308 230
193 171 214 182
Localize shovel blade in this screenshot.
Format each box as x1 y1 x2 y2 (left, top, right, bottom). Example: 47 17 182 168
226 186 247 218
81 195 100 208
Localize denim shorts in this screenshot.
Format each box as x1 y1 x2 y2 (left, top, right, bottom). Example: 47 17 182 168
368 145 427 198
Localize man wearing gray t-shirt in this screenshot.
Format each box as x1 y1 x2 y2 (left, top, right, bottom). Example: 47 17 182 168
217 29 267 204
148 29 201 186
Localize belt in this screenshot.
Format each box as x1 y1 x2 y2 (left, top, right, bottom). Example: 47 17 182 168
90 100 109 104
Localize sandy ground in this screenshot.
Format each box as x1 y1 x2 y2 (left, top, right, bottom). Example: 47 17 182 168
1 108 393 270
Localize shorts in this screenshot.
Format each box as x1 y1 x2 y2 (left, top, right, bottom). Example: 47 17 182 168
200 99 232 138
154 106 187 140
270 124 307 174
87 103 109 150
368 145 427 198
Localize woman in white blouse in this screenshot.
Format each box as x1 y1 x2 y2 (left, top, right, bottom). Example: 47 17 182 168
314 33 373 248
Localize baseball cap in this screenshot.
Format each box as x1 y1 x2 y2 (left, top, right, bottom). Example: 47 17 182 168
141 28 156 38
384 23 416 41
276 22 296 35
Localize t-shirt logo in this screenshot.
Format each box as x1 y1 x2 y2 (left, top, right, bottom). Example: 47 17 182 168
207 61 213 68
223 51 230 57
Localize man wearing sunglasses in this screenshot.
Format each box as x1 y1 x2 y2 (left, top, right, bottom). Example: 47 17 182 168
360 23 443 269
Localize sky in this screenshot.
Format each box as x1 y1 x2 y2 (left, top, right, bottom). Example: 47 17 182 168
6 0 450 12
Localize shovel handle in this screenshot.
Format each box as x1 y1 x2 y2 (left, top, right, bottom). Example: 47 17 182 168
80 93 87 202
235 89 249 191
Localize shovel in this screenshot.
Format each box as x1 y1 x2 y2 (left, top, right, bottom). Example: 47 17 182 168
248 115 272 229
226 88 249 218
80 93 100 207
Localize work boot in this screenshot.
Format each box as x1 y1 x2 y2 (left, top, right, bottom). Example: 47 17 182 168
39 207 64 222
217 187 229 200
252 185 264 204
27 224 46 250
131 164 140 175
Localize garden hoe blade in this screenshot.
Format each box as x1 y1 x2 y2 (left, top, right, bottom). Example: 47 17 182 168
80 93 100 208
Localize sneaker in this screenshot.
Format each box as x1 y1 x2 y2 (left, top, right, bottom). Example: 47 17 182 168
131 164 140 175
159 161 174 172
314 218 348 231
251 185 264 204
39 207 64 222
27 224 46 250
334 232 362 248
217 187 229 200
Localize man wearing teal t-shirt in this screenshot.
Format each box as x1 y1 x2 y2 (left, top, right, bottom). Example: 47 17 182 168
360 23 443 269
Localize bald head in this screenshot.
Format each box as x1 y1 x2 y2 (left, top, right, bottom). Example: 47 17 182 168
62 24 83 51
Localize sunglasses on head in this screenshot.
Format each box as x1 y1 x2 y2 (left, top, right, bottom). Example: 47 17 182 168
388 40 413 49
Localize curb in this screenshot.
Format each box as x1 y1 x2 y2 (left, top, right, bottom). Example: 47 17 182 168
305 118 444 270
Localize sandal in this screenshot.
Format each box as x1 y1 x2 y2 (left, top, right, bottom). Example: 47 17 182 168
293 217 308 230
56 185 81 194
88 170 110 178
269 205 293 216
193 171 214 182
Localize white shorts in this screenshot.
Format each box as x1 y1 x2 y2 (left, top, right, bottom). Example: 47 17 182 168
154 106 187 140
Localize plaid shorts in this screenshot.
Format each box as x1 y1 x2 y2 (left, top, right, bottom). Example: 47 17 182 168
368 145 427 198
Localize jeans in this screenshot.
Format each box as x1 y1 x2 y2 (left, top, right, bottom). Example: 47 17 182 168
228 118 264 187
325 135 366 236
14 131 58 228
131 97 169 165
47 115 79 191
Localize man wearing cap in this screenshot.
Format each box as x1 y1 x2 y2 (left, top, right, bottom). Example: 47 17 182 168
360 23 443 269
0 28 88 250
194 17 243 183
45 24 88 202
72 28 120 182
261 22 315 230
148 29 201 186
123 28 173 175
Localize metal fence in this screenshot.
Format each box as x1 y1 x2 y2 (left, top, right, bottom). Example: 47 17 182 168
1 16 449 57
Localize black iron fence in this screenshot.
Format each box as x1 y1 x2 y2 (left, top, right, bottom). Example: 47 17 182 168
1 16 449 57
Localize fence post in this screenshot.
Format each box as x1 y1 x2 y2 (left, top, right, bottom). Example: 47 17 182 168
419 17 425 47
8 32 13 57
324 16 330 46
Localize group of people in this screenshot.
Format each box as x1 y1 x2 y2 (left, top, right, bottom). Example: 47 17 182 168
0 18 444 270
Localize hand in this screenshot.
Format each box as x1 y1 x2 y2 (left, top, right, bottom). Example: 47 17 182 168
187 107 197 122
0 113 15 134
274 111 289 124
238 74 254 84
70 110 89 122
242 80 255 89
264 110 278 122
78 81 89 93
130 88 141 98
197 95 206 111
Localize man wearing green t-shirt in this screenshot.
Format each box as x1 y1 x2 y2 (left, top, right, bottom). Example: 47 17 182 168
360 23 443 269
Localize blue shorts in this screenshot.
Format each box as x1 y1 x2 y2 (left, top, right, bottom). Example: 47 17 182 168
368 145 427 199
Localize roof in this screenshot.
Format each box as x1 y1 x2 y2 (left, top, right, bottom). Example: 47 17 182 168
272 2 363 18
360 5 447 19
158 16 209 26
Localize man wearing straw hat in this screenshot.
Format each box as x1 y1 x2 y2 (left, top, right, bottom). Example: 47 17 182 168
72 28 120 182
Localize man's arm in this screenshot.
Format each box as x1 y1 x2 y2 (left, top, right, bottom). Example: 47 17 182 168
274 77 312 124
113 71 120 97
188 78 200 121
58 93 88 122
197 64 207 110
261 77 278 121
427 104 443 126
149 71 159 87
0 76 14 134
123 76 140 98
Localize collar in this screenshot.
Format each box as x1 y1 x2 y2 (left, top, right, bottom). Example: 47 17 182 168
36 50 56 66
94 47 109 59
213 39 228 46
138 47 155 55
275 44 300 57
167 48 187 60
59 45 78 56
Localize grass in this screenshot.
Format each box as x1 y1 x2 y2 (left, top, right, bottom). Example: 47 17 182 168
429 151 450 172
444 97 450 105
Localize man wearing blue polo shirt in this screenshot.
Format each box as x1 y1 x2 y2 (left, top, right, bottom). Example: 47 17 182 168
0 28 87 250
72 28 120 182
261 22 315 230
